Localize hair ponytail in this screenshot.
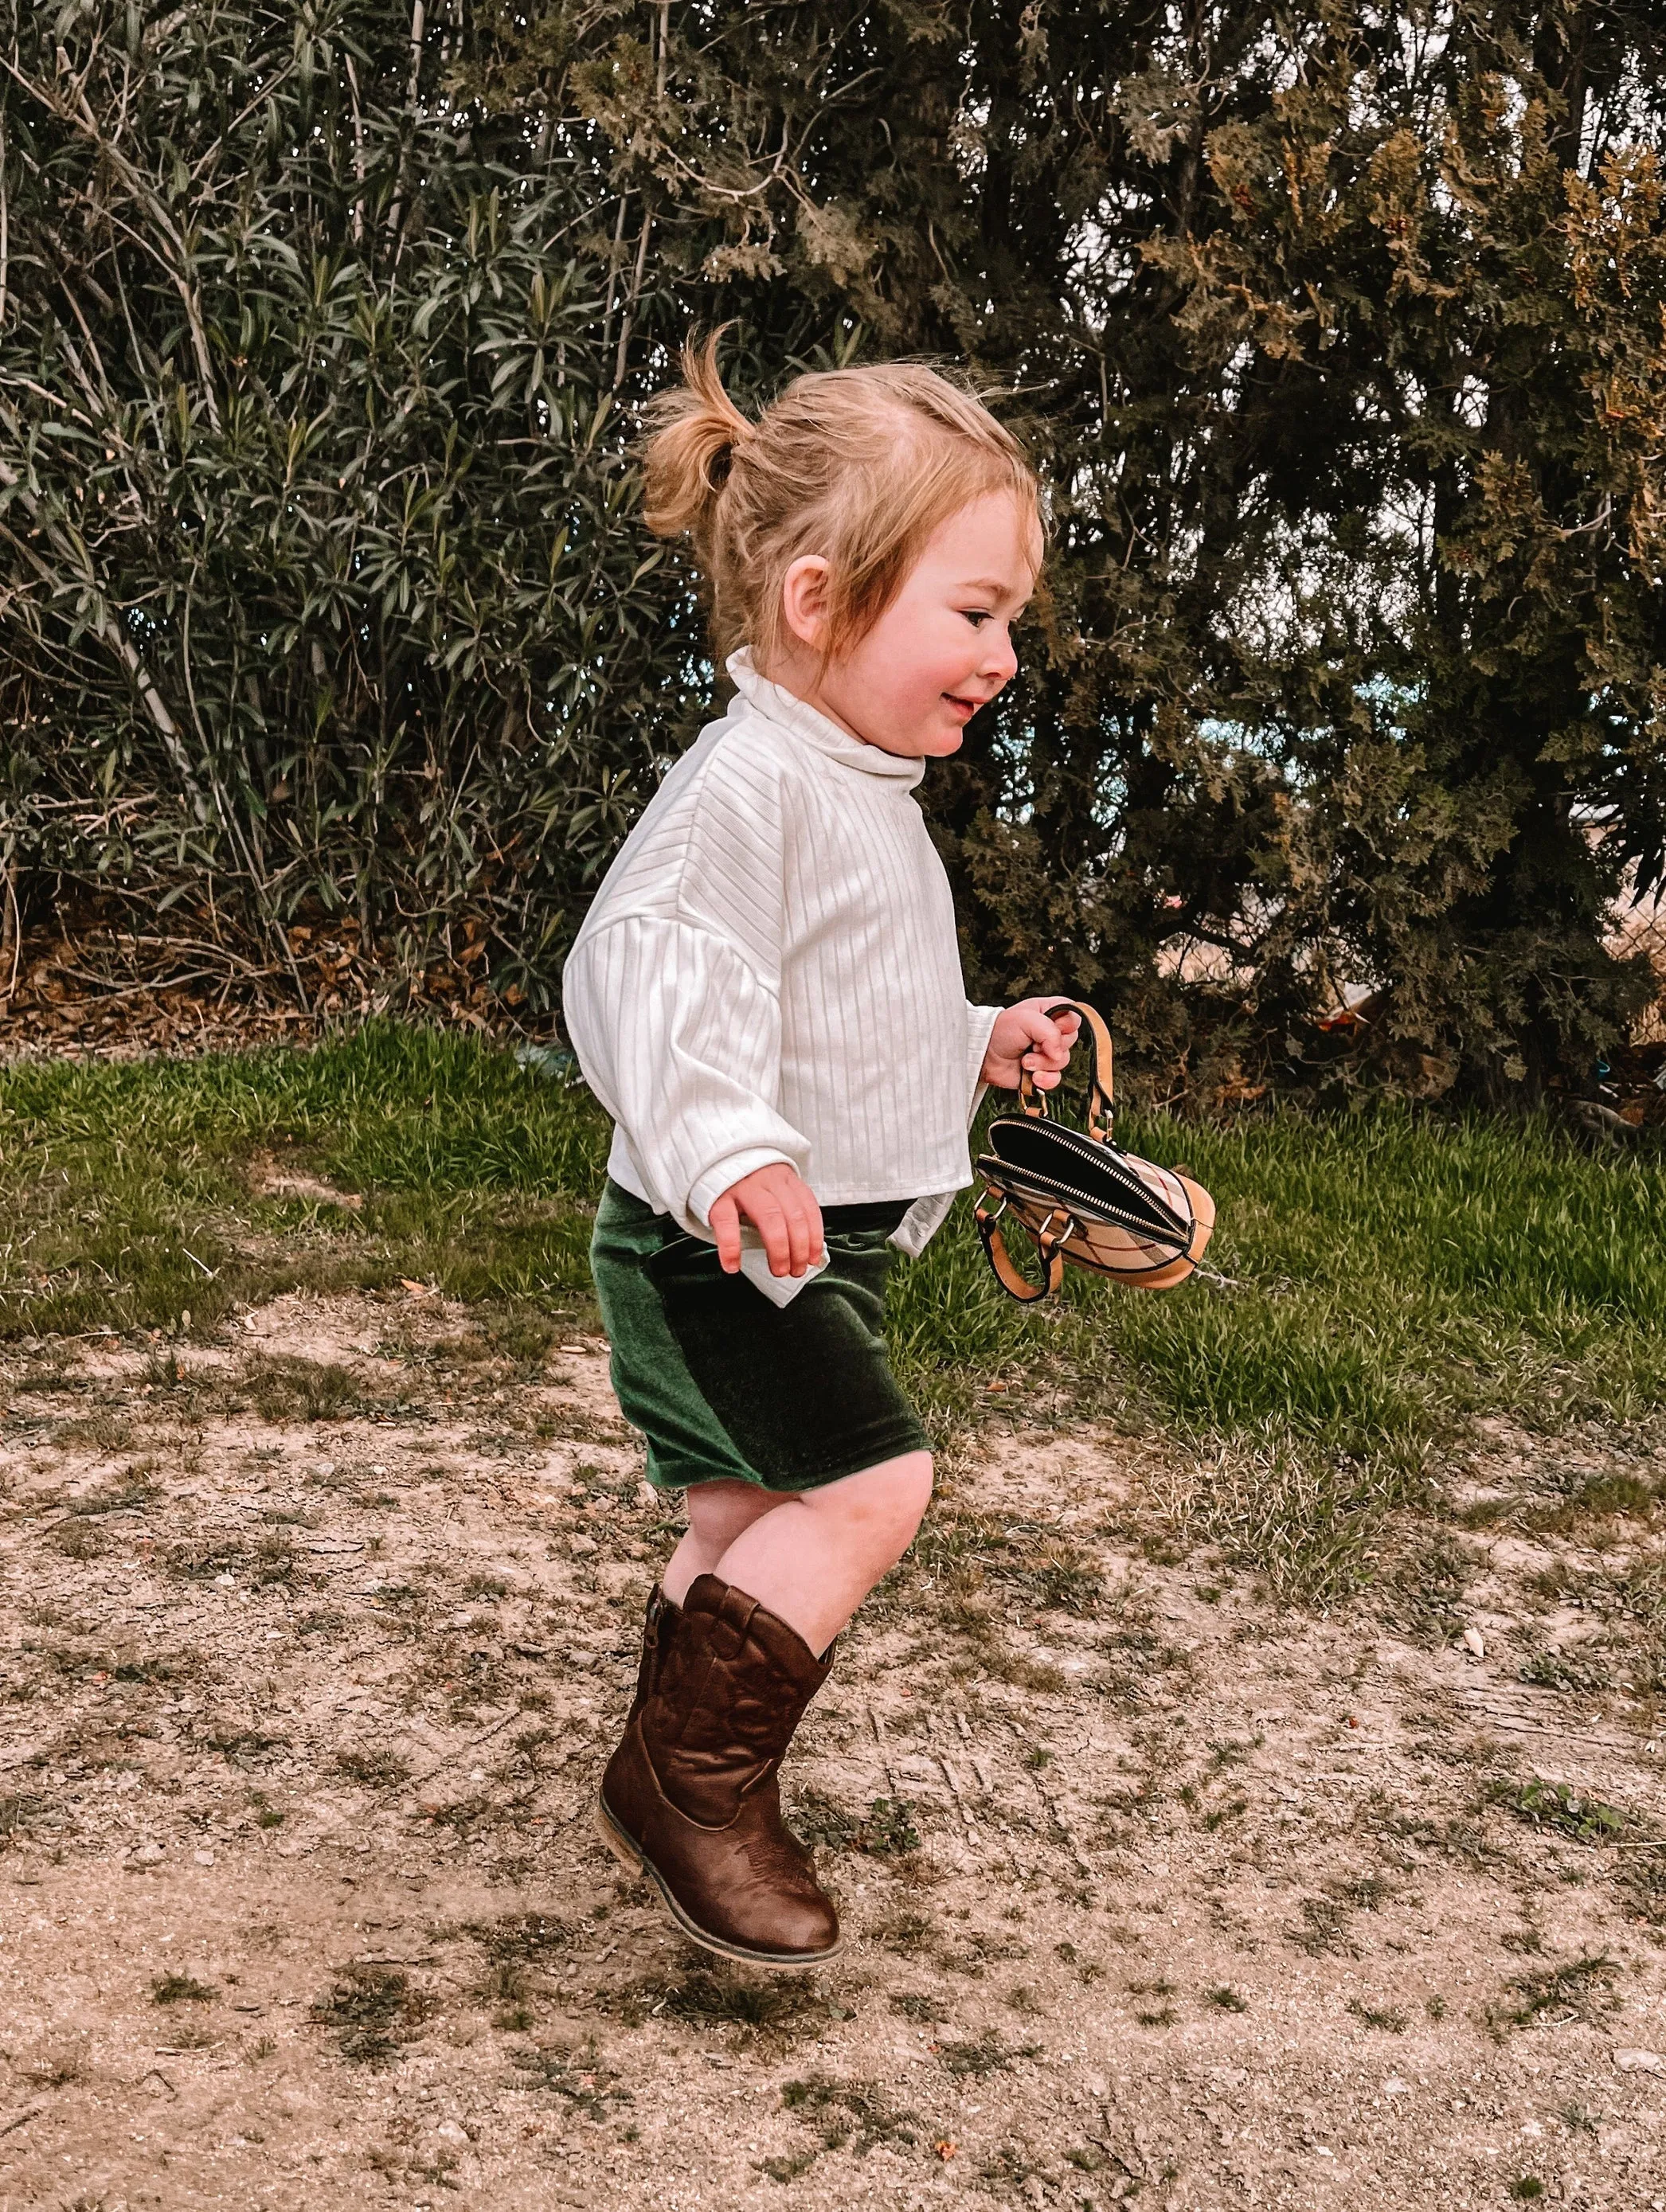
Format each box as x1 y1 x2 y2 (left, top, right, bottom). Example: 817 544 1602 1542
641 328 753 558
639 328 1042 666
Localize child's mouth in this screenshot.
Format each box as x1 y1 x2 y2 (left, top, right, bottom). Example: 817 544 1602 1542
943 694 980 721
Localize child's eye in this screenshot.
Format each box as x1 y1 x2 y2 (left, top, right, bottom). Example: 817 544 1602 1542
962 610 993 627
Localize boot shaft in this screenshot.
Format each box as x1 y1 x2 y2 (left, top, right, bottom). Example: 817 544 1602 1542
628 1585 677 1724
639 1574 830 1825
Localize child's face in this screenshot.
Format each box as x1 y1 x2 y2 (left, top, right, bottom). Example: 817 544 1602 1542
781 491 1040 758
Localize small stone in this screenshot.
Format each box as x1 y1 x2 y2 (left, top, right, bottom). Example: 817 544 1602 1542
1615 2047 1664 2073
434 2120 470 2147
194 1848 215 1866
569 1535 598 1556
1461 1626 1485 1659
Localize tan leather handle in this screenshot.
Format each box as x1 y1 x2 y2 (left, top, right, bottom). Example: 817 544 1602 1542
1018 999 1115 1143
975 1194 1070 1303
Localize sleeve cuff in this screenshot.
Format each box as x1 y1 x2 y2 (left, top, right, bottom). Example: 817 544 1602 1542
686 1147 800 1233
966 1003 1002 1120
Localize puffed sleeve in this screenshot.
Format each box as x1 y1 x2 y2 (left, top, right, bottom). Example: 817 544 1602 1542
561 916 810 1235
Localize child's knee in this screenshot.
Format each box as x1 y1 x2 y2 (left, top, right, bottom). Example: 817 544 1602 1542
887 1451 935 1539
814 1450 933 1560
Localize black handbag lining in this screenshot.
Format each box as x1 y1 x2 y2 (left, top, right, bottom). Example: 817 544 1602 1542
982 1118 1188 1240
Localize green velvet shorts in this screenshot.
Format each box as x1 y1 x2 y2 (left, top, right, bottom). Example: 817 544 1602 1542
589 1178 929 1494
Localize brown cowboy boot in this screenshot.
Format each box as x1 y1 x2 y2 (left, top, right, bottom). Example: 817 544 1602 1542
625 1584 679 1728
595 1573 842 1969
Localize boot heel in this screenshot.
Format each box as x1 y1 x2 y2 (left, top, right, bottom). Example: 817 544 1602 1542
593 1792 645 1874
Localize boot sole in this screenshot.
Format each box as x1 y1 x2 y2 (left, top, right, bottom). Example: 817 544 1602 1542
592 1792 846 1973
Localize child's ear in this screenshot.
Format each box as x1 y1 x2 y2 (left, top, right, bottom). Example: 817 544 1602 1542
780 555 832 651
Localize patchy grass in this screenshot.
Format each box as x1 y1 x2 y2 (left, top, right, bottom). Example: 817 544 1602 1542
778 2073 921 2156
858 1796 922 1856
334 1749 413 1790
244 1354 361 1424
937 2030 1038 2077
151 1972 217 2005
1510 1779 1629 1843
308 1963 434 2068
8 1027 1666 1597
1493 1954 1619 2034
609 1965 823 2039
0 1022 606 1339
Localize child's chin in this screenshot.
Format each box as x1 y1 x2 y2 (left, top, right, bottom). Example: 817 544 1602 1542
922 726 966 756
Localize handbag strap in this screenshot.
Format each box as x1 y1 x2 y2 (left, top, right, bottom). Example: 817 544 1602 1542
974 1194 1070 1303
1018 999 1115 1143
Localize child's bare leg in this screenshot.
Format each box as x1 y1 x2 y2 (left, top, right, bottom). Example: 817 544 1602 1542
710 1451 933 1656
662 1479 786 1606
602 1456 929 1968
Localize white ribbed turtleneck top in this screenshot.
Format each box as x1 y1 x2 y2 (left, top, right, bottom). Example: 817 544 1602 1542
561 653 1000 1255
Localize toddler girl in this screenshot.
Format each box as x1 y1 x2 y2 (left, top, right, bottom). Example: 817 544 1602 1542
563 338 1077 1969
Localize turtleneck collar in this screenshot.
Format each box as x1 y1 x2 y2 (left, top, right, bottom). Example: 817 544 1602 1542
727 651 926 788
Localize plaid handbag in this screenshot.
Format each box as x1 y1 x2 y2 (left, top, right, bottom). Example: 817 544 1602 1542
974 1002 1216 1303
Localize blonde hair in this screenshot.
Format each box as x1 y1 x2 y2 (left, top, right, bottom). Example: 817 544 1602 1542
642 331 1042 666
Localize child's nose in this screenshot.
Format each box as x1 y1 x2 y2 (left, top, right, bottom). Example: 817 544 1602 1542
980 626 1018 686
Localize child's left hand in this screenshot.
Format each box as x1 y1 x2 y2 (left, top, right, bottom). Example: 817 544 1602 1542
981 999 1081 1091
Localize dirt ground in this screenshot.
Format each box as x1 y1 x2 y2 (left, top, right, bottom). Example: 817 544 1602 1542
3 1290 1665 2211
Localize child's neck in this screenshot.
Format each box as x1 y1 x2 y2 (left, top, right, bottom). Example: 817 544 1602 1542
751 648 874 749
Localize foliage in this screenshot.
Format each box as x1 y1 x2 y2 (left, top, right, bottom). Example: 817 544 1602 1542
500 0 1666 1095
2 2 1666 1085
0 0 691 1004
1512 1777 1628 1842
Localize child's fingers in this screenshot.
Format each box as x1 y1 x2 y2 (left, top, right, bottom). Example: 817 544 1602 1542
787 1188 824 1275
775 1188 824 1276
784 1201 811 1276
708 1192 743 1272
745 1197 793 1276
1037 1010 1078 1060
1023 1007 1078 1084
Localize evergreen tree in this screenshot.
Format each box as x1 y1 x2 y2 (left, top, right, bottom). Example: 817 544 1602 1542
4 1 1664 1091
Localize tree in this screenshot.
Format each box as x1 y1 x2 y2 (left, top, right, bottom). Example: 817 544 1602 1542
5 1 1664 1091
0 0 686 1006
500 0 1666 1096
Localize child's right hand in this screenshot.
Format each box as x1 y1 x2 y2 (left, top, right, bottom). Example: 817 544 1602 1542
707 1163 826 1278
